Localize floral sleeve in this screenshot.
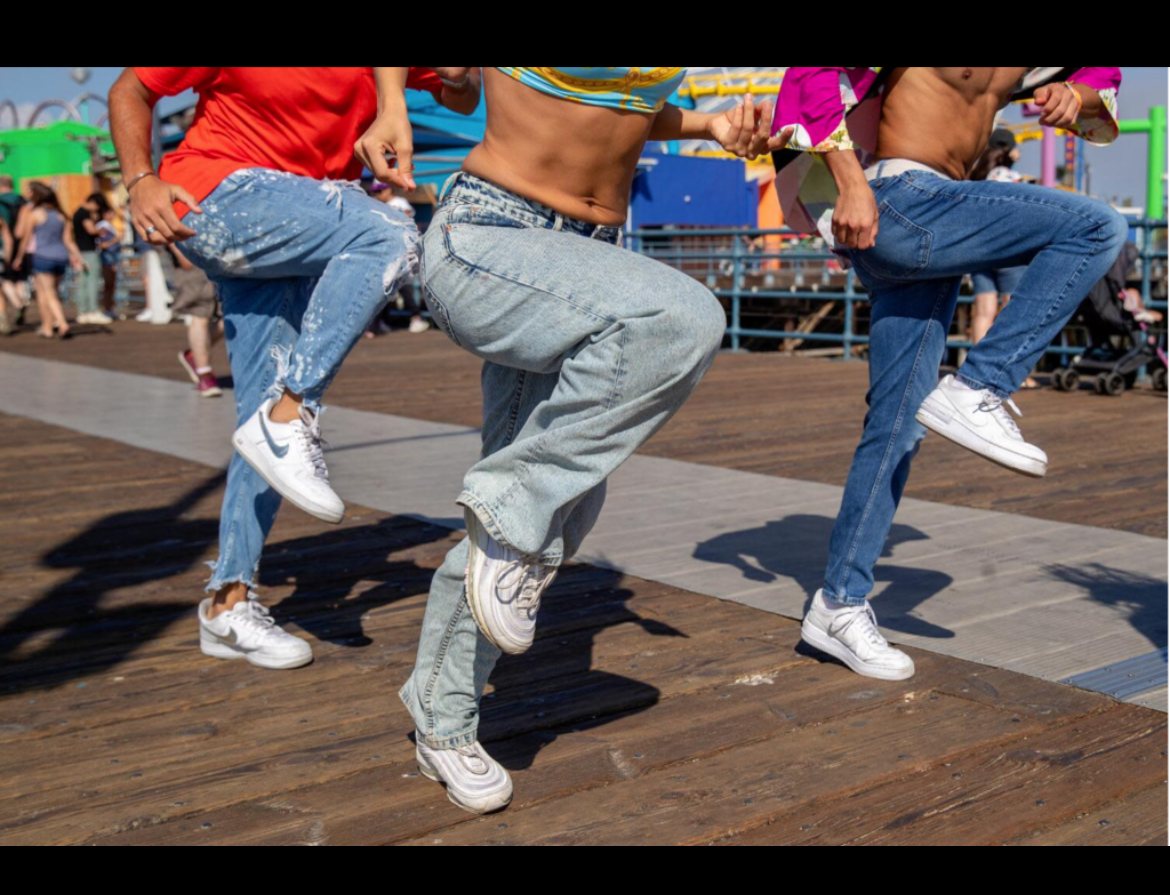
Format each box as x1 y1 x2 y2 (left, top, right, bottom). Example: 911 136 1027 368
1067 67 1122 145
772 68 881 153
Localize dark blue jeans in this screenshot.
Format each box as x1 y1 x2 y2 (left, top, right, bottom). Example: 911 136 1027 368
825 172 1128 605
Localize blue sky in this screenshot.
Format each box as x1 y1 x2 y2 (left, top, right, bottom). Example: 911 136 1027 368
2 66 1166 209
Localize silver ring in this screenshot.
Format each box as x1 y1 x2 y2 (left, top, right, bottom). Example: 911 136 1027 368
144 226 158 236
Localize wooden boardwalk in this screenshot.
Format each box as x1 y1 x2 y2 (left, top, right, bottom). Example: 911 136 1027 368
0 324 1166 845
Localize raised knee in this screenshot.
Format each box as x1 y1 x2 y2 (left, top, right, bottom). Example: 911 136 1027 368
353 218 421 299
1102 209 1130 253
669 280 726 360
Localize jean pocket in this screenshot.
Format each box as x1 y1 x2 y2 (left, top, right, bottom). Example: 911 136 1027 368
853 200 933 281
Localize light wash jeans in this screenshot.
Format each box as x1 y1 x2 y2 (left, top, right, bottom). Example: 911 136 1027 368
75 251 102 314
826 170 1128 605
401 174 726 748
180 169 420 592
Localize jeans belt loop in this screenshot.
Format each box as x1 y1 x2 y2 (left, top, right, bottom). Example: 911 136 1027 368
439 172 462 203
552 214 565 232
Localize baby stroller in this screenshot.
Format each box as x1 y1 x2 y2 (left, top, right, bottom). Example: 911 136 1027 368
1053 243 1168 396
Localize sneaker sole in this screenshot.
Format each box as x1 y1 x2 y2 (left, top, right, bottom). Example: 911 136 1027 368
916 398 1047 478
200 636 313 670
232 431 345 525
416 753 513 816
199 387 223 398
463 511 529 657
801 620 916 682
177 351 200 385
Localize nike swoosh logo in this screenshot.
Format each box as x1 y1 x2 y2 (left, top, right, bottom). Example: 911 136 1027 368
220 630 239 645
259 413 290 458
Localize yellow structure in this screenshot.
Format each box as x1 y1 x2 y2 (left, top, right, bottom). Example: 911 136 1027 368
679 70 786 100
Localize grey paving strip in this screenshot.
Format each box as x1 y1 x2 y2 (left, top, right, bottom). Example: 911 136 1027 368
2 351 1166 710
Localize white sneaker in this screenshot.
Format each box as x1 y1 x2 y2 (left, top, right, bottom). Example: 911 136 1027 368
464 508 556 655
801 590 915 681
916 375 1048 477
232 399 345 524
199 596 313 670
408 317 431 334
416 739 513 815
90 311 114 325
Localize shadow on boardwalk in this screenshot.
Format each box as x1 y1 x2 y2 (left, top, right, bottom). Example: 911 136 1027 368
694 513 955 640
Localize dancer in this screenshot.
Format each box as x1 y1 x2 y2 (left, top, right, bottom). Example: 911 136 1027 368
772 67 1126 681
110 66 480 670
13 183 84 340
359 66 787 814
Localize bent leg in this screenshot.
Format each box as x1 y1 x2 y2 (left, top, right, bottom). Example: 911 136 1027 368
182 170 420 411
424 221 725 564
868 175 1129 398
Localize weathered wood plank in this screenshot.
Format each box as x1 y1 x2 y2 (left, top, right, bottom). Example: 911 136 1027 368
715 707 1166 845
393 694 1049 846
1007 784 1168 846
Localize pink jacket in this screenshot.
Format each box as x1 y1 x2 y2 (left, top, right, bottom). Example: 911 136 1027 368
771 67 1122 235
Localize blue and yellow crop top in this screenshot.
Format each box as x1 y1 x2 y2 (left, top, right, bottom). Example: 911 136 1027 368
497 67 687 114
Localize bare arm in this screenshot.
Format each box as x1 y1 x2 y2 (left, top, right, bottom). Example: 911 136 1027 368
60 215 84 269
651 96 791 160
109 68 203 245
430 67 482 116
822 150 879 250
11 205 32 268
354 68 416 189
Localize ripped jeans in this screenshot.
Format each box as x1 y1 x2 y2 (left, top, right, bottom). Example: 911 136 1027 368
180 168 420 592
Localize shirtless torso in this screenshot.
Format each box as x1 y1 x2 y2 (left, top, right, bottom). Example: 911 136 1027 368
878 67 1030 180
462 68 656 227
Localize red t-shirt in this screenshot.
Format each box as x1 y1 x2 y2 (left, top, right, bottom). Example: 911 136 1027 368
134 67 442 214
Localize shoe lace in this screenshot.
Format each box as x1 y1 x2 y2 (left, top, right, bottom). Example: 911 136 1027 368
296 407 331 479
238 597 278 635
496 562 549 617
977 393 1023 438
842 603 888 649
516 565 550 616
454 744 488 773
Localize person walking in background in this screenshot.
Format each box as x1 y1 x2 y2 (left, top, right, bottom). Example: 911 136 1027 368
969 129 1037 388
0 175 29 333
110 66 479 672
96 206 122 318
72 193 114 325
169 244 224 398
13 182 84 340
0 215 14 335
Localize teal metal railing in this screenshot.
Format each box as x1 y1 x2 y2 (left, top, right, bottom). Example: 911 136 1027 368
626 220 1168 360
